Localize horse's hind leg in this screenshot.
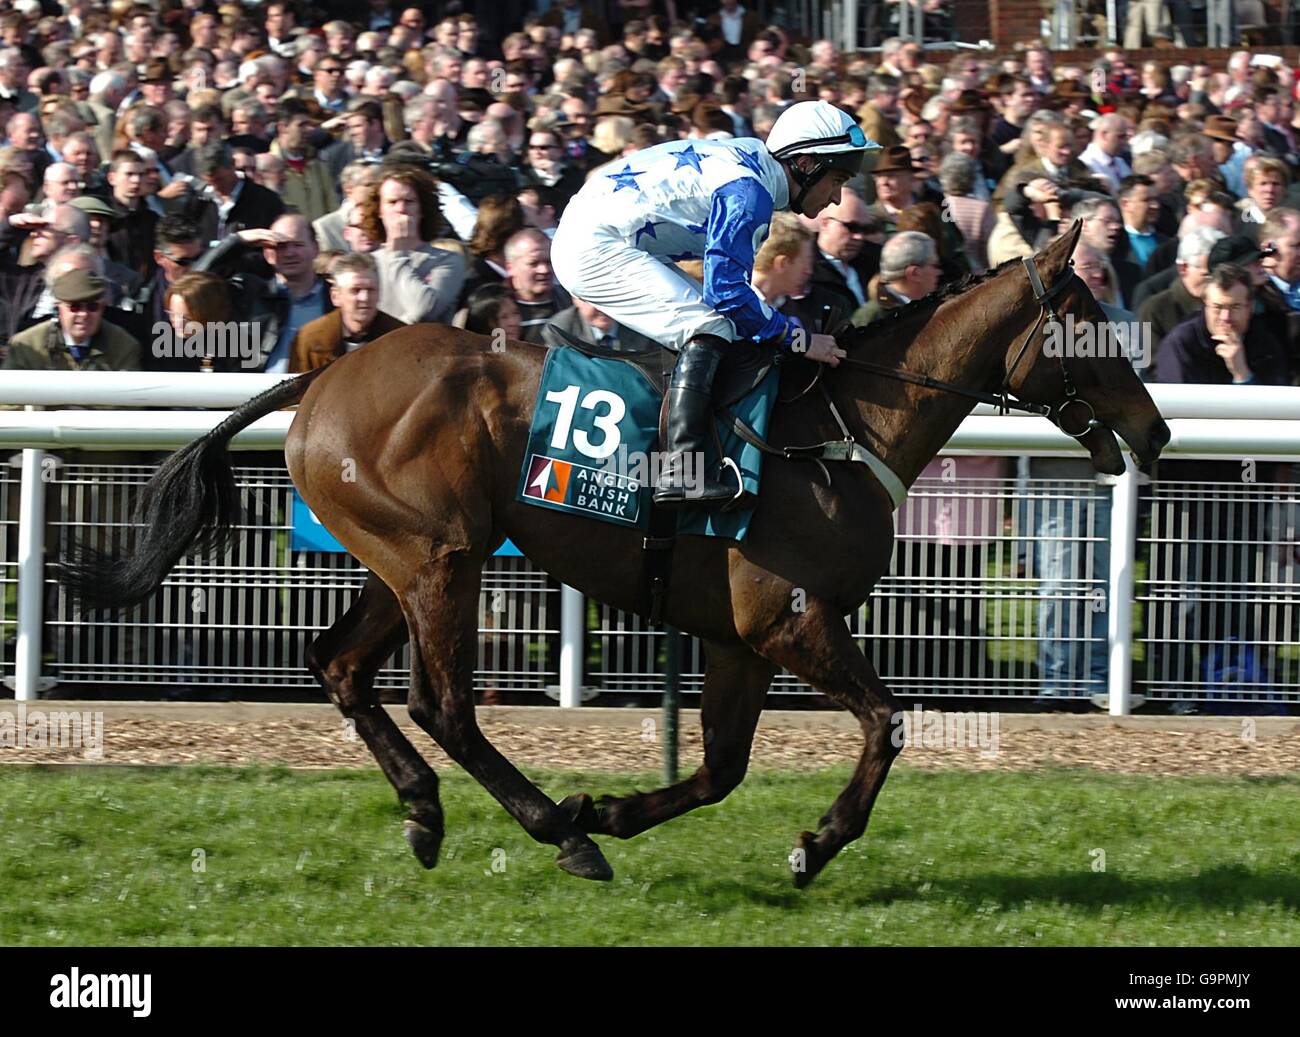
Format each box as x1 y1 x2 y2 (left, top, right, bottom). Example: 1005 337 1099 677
305 571 445 867
561 640 774 839
749 599 902 889
401 545 615 881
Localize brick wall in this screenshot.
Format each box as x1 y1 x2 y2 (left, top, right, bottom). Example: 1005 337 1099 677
991 0 1049 45
953 3 991 43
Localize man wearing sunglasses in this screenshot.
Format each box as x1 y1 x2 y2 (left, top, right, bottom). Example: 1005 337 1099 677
551 99 874 508
3 268 142 372
134 214 205 347
313 58 348 116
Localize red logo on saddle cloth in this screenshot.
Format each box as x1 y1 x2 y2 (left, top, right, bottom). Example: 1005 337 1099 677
521 452 643 525
524 455 572 503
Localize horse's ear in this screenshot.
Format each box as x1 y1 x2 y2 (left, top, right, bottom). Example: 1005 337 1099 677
1037 219 1083 281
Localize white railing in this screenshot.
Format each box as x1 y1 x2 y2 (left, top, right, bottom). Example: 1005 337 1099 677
3 373 1299 713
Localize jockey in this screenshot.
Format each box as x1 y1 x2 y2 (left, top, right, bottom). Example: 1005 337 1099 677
550 100 875 509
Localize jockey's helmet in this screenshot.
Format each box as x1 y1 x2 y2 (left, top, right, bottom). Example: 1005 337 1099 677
765 100 878 215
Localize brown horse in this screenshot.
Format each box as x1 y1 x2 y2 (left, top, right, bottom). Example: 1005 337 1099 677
62 222 1168 887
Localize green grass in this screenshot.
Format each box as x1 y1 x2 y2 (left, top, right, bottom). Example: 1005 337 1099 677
2 764 1299 946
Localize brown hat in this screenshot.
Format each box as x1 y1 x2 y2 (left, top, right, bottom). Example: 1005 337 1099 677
667 92 701 117
140 59 172 85
52 270 107 304
1203 115 1239 142
870 144 920 175
1052 79 1092 101
950 89 990 113
595 93 647 118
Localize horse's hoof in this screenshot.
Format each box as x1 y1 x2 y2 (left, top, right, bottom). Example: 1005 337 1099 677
558 793 600 830
790 831 822 890
556 839 614 881
403 818 443 869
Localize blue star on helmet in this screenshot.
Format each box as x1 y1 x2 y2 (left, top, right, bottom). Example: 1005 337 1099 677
672 144 704 173
732 147 765 177
606 163 646 192
634 219 662 246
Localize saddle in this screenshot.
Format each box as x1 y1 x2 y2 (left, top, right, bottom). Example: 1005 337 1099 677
542 322 779 413
541 323 783 626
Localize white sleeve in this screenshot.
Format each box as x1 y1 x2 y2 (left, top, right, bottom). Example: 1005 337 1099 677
437 180 479 242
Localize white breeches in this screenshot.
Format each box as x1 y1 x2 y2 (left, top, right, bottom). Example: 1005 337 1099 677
550 219 735 350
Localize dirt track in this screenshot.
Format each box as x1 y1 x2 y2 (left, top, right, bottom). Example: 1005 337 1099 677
2 703 1299 778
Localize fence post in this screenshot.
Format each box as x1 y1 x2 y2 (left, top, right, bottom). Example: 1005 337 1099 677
559 583 584 707
14 446 46 702
842 0 857 52
663 625 681 784
1107 454 1139 716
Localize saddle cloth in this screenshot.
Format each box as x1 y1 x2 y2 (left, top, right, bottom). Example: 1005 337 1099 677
517 336 780 541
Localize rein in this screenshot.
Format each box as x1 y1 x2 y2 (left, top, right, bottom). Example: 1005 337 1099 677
834 256 1101 437
729 256 1101 510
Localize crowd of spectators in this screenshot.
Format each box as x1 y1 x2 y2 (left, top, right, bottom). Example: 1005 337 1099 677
0 1 1297 705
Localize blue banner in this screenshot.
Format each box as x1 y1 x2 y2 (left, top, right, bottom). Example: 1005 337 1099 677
291 492 522 556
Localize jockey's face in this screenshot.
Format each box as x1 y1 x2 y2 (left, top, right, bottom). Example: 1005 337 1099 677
789 161 854 217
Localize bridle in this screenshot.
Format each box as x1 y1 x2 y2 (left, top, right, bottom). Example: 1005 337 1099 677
834 255 1104 439
733 255 1104 511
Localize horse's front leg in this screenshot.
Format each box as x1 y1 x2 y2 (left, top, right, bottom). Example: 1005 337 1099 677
560 639 774 838
749 598 903 888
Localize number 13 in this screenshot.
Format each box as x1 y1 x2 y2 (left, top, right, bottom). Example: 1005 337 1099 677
545 384 625 460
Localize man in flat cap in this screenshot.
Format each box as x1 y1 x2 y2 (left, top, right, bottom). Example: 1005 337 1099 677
69 193 142 304
2 268 142 371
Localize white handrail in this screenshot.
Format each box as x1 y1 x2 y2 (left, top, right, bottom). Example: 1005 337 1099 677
3 410 1299 461
2 372 1299 420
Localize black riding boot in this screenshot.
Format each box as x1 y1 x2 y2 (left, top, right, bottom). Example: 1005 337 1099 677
653 334 739 510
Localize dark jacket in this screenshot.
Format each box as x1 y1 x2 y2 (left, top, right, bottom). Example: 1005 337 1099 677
1001 184 1063 253
848 279 909 328
189 178 286 247
322 137 392 183
1152 310 1288 482
1108 229 1167 310
518 162 586 216
193 234 334 371
1255 279 1300 384
289 309 406 372
102 196 159 281
1137 276 1201 363
800 250 873 333
1131 266 1178 312
457 256 507 311
1153 311 1287 386
546 304 658 352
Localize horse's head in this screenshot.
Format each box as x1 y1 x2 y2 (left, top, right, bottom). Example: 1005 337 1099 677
1002 220 1170 475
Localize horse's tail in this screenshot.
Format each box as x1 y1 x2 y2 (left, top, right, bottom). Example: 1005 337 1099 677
59 367 331 611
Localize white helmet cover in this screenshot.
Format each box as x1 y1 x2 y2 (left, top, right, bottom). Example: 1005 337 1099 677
765 100 879 212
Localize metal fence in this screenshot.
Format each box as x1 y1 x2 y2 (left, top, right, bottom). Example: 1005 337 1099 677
4 453 1297 708
4 375 1300 712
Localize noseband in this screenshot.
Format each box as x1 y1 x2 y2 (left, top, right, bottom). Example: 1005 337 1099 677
836 255 1103 439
